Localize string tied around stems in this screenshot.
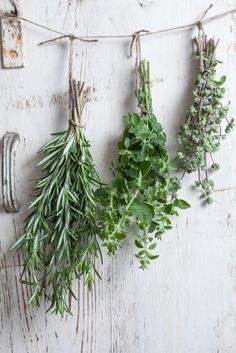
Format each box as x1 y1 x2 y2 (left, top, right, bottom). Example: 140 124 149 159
130 30 149 90
196 3 213 72
68 38 90 141
130 30 154 115
69 79 91 141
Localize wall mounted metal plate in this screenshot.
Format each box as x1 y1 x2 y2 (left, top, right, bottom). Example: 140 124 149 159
0 17 24 69
2 132 20 213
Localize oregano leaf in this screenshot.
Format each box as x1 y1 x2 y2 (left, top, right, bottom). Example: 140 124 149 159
139 160 152 175
130 200 154 221
97 60 190 269
175 199 191 209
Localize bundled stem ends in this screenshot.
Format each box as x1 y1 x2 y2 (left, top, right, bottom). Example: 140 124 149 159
10 80 102 316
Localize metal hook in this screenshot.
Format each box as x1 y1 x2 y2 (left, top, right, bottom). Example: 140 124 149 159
9 0 19 16
2 132 20 213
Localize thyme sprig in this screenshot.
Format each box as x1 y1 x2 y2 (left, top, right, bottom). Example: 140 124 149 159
10 80 102 316
176 36 234 204
96 60 190 269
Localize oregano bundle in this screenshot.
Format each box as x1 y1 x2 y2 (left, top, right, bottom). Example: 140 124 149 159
10 80 102 316
96 60 190 269
176 36 234 204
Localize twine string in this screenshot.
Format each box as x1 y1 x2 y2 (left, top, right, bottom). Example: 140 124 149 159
39 33 98 45
130 30 149 90
200 3 213 22
197 4 213 72
68 36 74 84
0 4 235 45
68 38 81 139
68 36 74 126
130 30 154 115
68 38 89 136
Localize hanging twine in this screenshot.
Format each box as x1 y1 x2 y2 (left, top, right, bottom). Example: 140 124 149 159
130 30 154 115
68 35 75 85
130 30 149 90
196 4 213 72
67 37 90 141
68 37 81 140
39 33 98 45
68 37 75 130
0 4 235 45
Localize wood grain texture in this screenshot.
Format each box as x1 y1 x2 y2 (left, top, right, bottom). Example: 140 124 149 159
1 0 236 352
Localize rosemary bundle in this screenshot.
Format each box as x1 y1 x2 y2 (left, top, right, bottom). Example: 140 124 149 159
176 36 234 204
96 60 190 269
10 80 102 316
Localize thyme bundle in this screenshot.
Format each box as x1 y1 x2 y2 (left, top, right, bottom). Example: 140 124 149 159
176 36 234 204
96 60 190 269
10 80 102 316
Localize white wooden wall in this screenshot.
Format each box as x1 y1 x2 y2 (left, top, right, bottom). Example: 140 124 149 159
1 0 236 352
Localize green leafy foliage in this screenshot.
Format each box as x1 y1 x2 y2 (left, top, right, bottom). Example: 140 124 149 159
96 60 190 269
10 81 102 316
176 37 234 204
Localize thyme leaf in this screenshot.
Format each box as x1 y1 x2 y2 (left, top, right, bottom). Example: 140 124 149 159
176 36 234 204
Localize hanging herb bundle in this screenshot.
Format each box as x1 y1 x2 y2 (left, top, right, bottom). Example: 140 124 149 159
176 35 234 204
96 59 190 269
10 79 102 316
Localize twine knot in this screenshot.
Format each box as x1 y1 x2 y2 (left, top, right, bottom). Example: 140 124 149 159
130 29 149 58
195 5 214 74
196 21 203 30
69 34 76 41
69 119 84 129
130 30 149 90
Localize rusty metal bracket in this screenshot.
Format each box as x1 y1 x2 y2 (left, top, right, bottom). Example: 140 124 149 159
2 132 20 213
0 8 24 69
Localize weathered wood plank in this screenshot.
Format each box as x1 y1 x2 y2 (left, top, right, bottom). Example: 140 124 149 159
0 0 236 352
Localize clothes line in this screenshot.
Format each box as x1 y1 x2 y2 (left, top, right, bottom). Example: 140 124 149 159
0 6 235 46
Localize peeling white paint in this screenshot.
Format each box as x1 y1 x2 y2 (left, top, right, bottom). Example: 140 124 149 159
0 0 236 352
138 0 155 8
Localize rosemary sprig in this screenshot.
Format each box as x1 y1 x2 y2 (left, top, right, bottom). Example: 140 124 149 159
10 80 102 316
96 60 190 269
176 36 234 204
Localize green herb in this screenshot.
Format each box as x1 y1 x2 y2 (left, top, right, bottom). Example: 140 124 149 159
96 60 190 269
10 80 102 316
176 36 234 204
